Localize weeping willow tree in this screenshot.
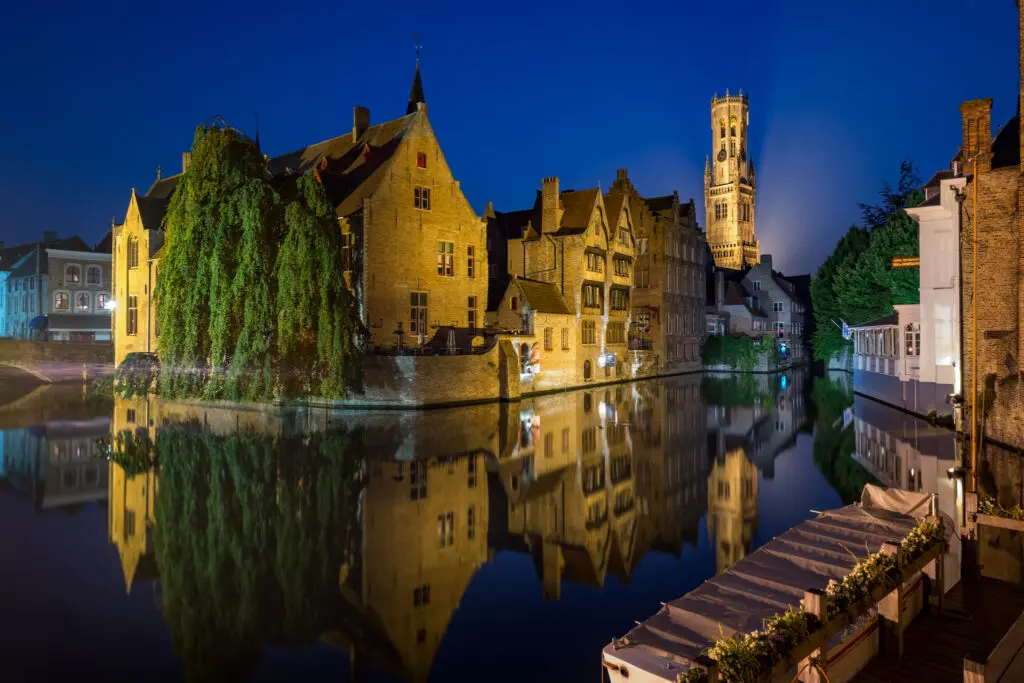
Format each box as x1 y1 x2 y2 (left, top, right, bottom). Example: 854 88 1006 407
152 421 366 682
154 122 363 401
276 174 366 398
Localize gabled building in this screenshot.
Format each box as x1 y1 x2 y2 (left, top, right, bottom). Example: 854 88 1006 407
112 62 488 365
605 169 706 374
489 176 635 388
3 233 112 342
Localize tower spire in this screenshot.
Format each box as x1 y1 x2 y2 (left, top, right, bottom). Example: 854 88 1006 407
407 34 426 115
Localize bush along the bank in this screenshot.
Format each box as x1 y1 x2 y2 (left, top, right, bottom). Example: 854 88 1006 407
113 352 160 398
701 334 779 372
677 517 945 682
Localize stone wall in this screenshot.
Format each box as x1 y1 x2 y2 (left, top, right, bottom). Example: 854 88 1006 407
334 338 520 408
0 338 113 364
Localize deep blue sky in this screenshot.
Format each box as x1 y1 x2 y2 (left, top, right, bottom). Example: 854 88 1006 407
0 0 1017 274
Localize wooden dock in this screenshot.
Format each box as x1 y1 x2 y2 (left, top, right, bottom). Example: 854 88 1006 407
852 576 1024 682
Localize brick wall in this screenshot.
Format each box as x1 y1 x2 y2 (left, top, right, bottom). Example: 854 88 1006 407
0 338 114 364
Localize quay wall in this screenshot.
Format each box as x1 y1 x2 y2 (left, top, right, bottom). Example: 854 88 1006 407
0 338 113 365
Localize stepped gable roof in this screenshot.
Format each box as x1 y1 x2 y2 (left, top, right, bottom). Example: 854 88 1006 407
992 114 1020 170
558 188 600 233
850 312 899 328
515 277 574 315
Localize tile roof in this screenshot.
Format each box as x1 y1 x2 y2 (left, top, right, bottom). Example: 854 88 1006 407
0 242 37 271
93 231 113 254
136 195 171 230
603 193 626 228
644 195 675 213
146 174 180 200
493 206 536 241
923 169 954 188
559 189 599 231
516 277 574 315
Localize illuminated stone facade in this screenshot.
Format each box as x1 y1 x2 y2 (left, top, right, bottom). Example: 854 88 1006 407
704 92 759 270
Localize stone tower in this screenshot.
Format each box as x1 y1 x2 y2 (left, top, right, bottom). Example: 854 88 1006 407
704 90 759 270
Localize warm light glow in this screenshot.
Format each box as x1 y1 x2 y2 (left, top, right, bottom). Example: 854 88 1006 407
104 300 117 311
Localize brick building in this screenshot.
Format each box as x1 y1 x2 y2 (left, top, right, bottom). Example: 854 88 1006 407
489 176 635 388
957 2 1024 450
606 169 706 374
704 91 759 270
112 62 488 365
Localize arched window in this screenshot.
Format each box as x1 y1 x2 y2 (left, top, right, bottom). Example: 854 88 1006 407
96 293 109 310
583 359 592 380
730 116 737 137
75 292 91 312
128 236 139 269
905 323 921 357
86 265 101 285
510 296 518 311
65 264 81 284
54 291 69 311
719 118 726 139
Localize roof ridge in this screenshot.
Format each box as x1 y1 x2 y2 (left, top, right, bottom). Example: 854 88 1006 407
274 113 415 162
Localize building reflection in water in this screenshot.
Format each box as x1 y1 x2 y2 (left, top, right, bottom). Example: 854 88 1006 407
100 368 810 682
0 384 111 511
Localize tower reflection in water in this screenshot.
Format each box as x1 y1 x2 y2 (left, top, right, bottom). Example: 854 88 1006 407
103 369 809 682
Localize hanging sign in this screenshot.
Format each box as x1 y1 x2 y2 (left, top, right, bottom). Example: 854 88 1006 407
890 256 920 269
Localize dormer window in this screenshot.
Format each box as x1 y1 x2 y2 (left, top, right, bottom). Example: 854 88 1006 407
417 152 427 169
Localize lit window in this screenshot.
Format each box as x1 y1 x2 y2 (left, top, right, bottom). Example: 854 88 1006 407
410 292 428 336
65 264 81 284
54 292 69 311
436 241 453 276
75 293 90 311
905 323 921 357
417 152 427 169
96 293 109 310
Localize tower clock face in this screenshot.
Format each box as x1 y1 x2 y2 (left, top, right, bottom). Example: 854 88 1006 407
717 149 727 162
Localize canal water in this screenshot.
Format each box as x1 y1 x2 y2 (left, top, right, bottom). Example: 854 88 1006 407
0 368 958 682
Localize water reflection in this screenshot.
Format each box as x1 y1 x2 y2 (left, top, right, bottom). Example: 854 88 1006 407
0 369 837 683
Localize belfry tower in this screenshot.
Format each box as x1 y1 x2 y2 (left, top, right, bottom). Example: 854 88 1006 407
704 90 758 270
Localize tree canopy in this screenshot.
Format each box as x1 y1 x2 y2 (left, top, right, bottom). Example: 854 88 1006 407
811 161 923 361
154 123 365 401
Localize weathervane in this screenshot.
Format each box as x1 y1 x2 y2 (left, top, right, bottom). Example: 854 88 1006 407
414 33 422 62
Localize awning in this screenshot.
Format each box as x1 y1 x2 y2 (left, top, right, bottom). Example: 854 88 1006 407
29 316 47 329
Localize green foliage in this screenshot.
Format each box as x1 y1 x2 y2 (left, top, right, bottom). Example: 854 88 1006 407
113 352 160 398
702 374 777 406
95 429 158 477
812 161 923 362
155 124 364 401
276 174 366 398
702 334 778 372
152 422 366 682
810 375 878 504
978 496 1024 521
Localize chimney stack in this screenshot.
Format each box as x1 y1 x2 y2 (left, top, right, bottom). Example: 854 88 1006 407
541 177 560 233
959 98 993 174
353 106 370 142
182 151 192 175
760 253 773 272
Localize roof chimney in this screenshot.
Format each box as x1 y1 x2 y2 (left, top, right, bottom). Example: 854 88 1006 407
760 253 773 272
353 106 370 142
959 98 993 174
182 151 192 175
541 177 560 234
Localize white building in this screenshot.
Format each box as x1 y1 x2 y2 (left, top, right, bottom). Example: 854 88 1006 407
850 164 964 416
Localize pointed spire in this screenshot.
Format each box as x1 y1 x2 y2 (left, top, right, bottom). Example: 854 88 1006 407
155 165 161 181
407 34 426 115
704 155 711 176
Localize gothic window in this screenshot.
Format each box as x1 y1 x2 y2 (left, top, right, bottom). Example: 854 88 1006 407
720 118 726 139
730 116 737 137
127 237 139 269
730 140 736 157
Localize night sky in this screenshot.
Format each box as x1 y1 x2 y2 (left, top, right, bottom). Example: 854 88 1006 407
0 0 1017 274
